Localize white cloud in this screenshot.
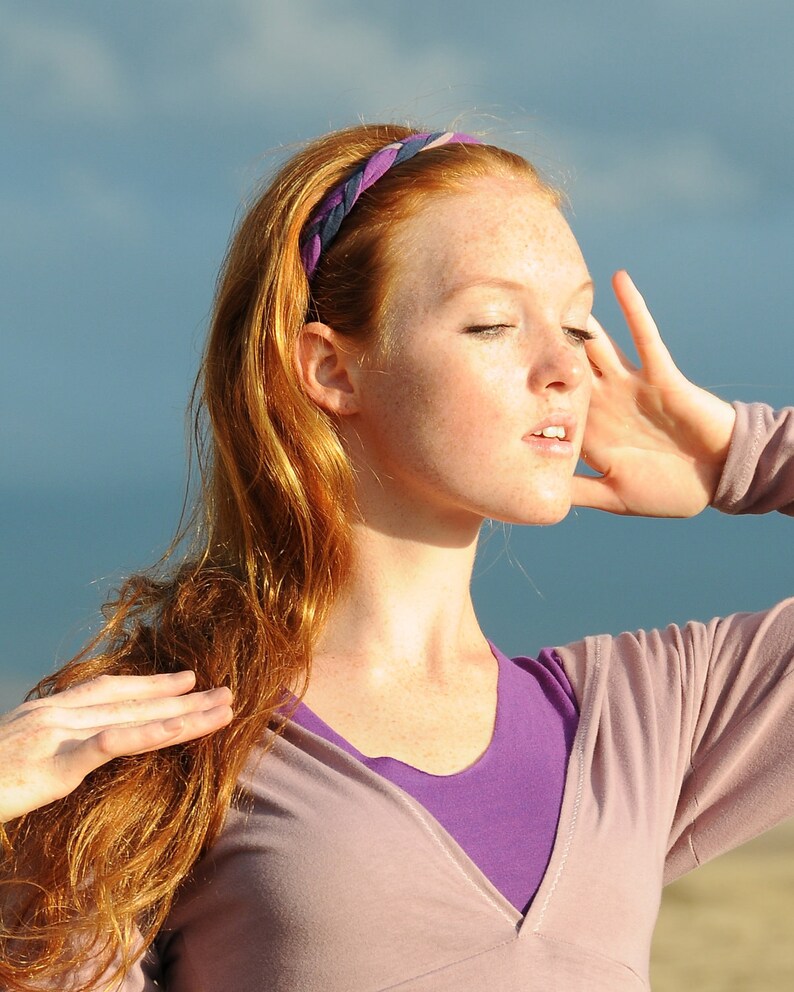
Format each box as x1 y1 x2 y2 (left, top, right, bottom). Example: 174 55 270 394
1 1 478 130
553 130 759 217
198 0 472 121
0 3 132 120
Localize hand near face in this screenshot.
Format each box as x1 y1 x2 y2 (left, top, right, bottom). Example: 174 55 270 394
571 271 736 517
0 672 233 824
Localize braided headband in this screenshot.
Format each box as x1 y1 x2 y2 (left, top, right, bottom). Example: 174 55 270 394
300 130 482 280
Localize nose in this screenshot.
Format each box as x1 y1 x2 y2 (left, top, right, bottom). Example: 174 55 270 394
526 326 590 394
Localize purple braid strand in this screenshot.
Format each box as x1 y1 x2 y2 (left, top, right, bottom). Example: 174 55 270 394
300 131 481 280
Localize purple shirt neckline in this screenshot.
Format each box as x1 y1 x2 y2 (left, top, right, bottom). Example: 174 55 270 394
290 644 579 912
291 641 507 780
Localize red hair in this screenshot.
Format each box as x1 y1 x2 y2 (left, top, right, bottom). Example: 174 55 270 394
0 123 556 990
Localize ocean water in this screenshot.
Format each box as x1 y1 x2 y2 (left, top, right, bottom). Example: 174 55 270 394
1 481 185 709
4 477 794 713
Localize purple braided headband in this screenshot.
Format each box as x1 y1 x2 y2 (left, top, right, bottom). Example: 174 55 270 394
299 130 482 280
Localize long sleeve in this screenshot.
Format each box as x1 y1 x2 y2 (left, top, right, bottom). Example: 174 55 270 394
667 402 794 871
712 401 794 515
663 596 794 880
563 403 794 886
648 403 794 874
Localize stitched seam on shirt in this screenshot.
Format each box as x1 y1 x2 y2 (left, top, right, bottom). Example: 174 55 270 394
385 786 518 925
688 663 794 868
687 794 702 868
531 932 648 986
685 717 702 869
282 723 519 924
379 934 519 990
532 636 602 932
683 625 705 869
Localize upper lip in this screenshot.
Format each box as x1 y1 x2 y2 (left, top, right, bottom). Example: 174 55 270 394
523 413 578 440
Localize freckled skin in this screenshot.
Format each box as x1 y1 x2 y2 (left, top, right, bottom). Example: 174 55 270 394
344 176 595 536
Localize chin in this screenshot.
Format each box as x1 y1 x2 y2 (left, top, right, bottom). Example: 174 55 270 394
494 494 573 528
523 505 572 527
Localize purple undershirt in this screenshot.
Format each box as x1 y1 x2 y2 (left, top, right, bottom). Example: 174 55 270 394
290 645 579 912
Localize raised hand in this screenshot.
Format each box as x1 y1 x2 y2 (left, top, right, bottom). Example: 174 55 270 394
571 271 737 516
0 672 233 823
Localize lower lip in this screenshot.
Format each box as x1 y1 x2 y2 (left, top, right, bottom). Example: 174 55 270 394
522 435 575 456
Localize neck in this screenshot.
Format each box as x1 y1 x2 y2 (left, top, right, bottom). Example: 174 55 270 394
311 518 488 687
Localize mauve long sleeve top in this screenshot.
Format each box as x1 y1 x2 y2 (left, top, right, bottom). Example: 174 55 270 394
117 402 794 991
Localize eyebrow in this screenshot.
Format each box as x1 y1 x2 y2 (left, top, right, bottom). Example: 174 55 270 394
441 277 595 302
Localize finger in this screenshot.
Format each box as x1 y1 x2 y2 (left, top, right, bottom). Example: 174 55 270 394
28 671 198 710
585 315 637 376
611 271 675 372
49 686 233 732
148 703 234 750
67 703 235 773
570 474 628 514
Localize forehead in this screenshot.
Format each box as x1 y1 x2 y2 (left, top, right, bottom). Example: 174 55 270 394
389 176 588 307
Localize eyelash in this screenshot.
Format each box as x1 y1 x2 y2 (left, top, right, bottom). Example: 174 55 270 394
464 324 595 344
564 326 596 345
464 324 512 337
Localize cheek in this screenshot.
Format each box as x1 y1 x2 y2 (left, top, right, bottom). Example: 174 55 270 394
399 361 502 446
359 356 486 473
577 369 594 433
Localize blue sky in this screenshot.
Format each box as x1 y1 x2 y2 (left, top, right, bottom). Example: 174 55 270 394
3 0 793 705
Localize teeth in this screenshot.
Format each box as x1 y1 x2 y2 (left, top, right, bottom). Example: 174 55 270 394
532 426 567 439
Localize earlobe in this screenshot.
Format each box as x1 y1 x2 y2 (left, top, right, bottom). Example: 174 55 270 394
295 322 360 416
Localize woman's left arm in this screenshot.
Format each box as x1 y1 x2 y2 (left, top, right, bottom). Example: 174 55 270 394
566 275 794 874
572 270 738 517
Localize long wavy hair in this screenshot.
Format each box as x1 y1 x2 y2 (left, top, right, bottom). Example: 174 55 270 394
0 123 556 990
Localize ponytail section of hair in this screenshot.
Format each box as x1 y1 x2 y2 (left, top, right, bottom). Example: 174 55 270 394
0 123 556 991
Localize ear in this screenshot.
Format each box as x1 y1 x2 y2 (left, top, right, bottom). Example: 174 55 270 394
295 322 361 416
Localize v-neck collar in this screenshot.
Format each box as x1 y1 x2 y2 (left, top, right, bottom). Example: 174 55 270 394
280 635 599 939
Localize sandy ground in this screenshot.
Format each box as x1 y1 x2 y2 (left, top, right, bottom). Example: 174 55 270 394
650 818 794 990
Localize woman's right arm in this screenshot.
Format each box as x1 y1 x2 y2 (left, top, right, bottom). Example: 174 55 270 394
0 672 233 823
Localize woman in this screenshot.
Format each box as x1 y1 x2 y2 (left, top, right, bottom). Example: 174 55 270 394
1 124 792 991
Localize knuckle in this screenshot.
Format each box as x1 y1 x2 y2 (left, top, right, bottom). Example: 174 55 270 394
93 728 119 758
25 704 61 729
13 697 49 716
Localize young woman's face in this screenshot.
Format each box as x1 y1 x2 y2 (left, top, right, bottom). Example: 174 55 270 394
348 175 594 531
